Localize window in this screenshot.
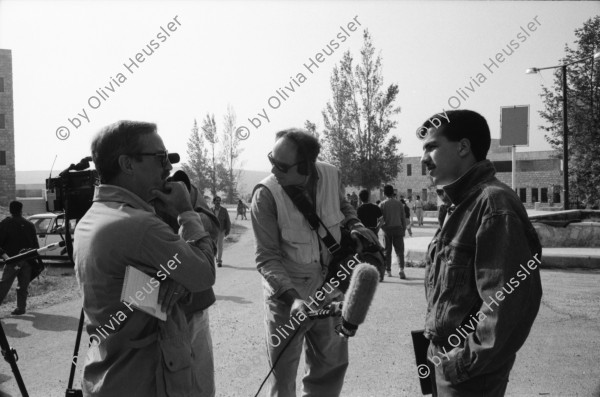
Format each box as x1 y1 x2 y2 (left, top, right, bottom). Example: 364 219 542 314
422 189 428 202
407 164 412 176
541 188 548 203
407 188 412 199
492 161 512 173
0 151 5 165
553 186 561 203
531 188 539 203
421 163 426 175
0 114 5 129
519 188 526 202
0 77 4 92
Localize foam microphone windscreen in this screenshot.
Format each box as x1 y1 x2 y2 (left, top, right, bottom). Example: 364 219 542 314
341 263 379 328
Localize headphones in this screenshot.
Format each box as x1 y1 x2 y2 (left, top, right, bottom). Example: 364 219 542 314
284 134 312 176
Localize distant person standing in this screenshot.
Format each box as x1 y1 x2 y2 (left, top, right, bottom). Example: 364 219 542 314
357 189 383 235
236 199 249 220
350 191 359 209
413 195 424 226
400 196 413 237
379 185 406 279
0 201 40 315
212 196 231 267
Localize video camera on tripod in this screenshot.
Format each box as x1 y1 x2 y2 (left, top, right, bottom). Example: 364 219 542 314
1 156 96 397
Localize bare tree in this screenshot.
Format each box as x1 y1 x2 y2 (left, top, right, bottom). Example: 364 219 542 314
202 113 219 197
181 119 211 195
219 105 244 203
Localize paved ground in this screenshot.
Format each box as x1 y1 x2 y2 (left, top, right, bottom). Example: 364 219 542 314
1 220 599 396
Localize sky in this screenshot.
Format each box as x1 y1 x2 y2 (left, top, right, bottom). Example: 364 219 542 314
0 0 598 176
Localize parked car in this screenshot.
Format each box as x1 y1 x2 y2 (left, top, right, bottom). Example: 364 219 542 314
26 213 76 261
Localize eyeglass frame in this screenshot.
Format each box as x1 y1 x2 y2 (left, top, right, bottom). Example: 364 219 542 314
267 151 302 173
129 150 170 167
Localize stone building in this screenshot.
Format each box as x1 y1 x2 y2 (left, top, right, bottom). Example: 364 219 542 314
394 139 563 209
0 49 16 207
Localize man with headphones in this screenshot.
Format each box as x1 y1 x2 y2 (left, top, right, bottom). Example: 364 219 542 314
251 128 379 396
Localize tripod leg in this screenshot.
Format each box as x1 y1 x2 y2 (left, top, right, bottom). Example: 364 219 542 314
66 309 85 390
0 320 29 397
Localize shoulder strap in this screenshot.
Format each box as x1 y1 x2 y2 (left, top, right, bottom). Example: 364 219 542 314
282 186 341 255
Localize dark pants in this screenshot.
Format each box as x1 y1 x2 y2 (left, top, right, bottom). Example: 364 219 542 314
0 261 32 310
429 343 516 397
382 227 405 271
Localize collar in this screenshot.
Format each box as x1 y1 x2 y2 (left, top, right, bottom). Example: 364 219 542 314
93 184 156 213
442 160 496 206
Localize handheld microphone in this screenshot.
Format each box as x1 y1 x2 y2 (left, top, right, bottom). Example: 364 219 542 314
2 241 66 266
307 301 343 320
337 263 379 337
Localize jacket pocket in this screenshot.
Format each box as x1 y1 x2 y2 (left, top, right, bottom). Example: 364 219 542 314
436 244 476 337
157 337 194 397
442 245 473 289
281 227 315 264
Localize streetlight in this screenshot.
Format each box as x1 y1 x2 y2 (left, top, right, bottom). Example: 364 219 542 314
526 50 600 210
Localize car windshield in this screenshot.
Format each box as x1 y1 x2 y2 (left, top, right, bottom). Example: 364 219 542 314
31 218 52 234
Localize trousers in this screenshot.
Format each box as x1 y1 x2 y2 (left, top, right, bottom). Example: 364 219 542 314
188 310 215 397
429 343 516 397
0 261 31 310
264 298 348 397
382 228 405 271
216 231 225 263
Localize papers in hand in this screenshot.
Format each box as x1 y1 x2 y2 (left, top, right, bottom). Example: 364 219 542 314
121 265 167 321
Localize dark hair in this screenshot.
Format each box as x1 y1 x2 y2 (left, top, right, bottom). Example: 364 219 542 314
9 201 22 215
213 196 221 203
91 120 157 183
275 128 321 163
416 195 420 199
383 185 395 197
359 189 369 202
417 109 491 162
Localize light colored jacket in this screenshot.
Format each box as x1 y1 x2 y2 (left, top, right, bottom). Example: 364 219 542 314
74 184 214 397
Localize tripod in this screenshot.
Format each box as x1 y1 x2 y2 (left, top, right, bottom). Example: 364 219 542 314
0 318 29 397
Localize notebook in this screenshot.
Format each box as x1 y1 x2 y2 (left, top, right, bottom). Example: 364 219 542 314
120 265 167 321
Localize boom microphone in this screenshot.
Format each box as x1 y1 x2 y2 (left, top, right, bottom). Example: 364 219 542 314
338 263 379 337
2 241 66 266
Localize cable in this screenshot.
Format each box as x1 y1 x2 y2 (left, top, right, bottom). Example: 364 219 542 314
253 324 303 397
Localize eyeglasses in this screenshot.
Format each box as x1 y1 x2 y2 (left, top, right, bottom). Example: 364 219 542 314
267 152 301 173
131 150 170 167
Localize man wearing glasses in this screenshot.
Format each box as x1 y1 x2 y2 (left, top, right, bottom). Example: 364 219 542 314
74 120 215 396
251 128 379 396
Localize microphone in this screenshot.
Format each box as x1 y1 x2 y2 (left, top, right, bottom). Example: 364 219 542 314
307 301 343 320
2 241 66 266
337 263 379 337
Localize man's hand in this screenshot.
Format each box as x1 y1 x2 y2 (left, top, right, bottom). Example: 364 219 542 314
151 181 194 218
158 278 189 314
290 298 310 319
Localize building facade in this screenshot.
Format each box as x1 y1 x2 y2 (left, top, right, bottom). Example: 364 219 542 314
394 139 563 209
0 49 16 207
